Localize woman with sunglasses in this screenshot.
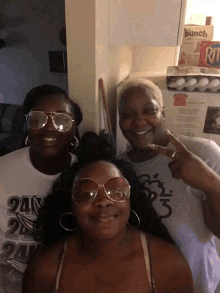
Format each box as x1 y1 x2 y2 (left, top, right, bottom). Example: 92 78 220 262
0 85 82 293
22 138 194 293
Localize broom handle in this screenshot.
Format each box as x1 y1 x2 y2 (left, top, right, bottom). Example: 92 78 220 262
99 78 113 136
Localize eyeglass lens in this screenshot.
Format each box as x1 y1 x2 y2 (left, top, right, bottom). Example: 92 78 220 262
72 177 130 204
27 111 73 132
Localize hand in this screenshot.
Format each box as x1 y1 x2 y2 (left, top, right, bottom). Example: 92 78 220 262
148 130 217 192
5 259 27 273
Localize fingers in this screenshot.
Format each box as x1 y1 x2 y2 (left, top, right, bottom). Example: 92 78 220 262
148 143 177 159
171 169 181 180
148 130 189 159
168 161 181 179
165 130 187 152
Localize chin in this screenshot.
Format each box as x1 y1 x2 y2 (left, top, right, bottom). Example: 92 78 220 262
130 137 154 150
132 141 153 151
37 146 67 158
90 230 119 240
40 149 62 158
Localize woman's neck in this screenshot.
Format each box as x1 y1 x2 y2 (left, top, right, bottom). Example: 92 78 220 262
128 135 170 163
128 148 157 163
29 149 71 175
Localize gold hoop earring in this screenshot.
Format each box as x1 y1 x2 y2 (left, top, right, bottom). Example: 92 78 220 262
25 136 29 146
59 212 79 232
71 136 79 148
128 209 140 228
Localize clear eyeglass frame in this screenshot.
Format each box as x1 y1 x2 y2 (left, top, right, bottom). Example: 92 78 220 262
25 111 75 132
72 177 131 205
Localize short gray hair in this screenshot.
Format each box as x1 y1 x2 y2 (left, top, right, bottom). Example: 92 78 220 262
118 78 164 108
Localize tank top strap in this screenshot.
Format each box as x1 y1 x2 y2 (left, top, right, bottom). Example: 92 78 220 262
140 232 157 293
55 238 69 292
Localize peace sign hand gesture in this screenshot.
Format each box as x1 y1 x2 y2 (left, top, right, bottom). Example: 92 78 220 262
148 130 217 193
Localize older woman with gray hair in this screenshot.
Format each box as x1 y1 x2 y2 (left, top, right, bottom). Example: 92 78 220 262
118 77 220 293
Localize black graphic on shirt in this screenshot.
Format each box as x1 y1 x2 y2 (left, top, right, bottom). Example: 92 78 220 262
0 196 43 293
6 196 42 241
138 173 173 219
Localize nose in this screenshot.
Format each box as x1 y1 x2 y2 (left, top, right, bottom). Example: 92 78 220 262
93 186 114 208
44 115 56 131
134 113 148 127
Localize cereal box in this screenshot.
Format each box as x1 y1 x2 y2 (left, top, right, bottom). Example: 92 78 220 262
199 41 220 68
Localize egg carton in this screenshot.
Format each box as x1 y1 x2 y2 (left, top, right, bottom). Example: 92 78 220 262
167 66 220 92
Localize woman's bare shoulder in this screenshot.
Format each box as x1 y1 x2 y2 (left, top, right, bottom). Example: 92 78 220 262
22 240 65 293
147 234 194 292
147 234 188 268
31 239 65 263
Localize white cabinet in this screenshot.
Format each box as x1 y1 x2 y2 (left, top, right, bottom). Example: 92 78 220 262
109 0 187 46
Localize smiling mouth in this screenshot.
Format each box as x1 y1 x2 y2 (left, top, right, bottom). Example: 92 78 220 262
42 138 58 142
97 217 114 222
135 129 152 135
92 215 117 223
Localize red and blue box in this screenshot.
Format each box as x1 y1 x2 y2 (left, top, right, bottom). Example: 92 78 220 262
199 41 220 68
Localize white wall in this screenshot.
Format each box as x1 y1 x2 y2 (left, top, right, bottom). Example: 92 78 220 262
96 0 133 135
132 46 179 76
65 0 133 135
65 0 187 135
185 0 220 40
65 0 96 134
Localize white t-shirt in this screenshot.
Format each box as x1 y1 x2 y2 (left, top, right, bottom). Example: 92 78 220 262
0 147 77 293
119 135 220 293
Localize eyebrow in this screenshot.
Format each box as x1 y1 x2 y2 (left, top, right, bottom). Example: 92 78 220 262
122 102 157 110
33 110 71 114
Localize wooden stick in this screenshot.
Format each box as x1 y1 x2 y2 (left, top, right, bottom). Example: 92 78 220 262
99 78 113 136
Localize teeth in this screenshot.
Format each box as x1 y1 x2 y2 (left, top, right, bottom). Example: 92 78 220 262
136 130 151 135
98 216 114 222
100 214 114 218
44 138 57 141
136 131 147 134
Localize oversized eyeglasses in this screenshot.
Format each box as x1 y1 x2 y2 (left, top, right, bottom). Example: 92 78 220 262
72 177 130 204
25 111 75 132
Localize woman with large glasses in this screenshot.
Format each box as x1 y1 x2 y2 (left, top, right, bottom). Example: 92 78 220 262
22 140 194 293
0 85 83 293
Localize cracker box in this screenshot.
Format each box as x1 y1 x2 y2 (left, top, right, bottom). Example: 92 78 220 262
199 41 220 68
